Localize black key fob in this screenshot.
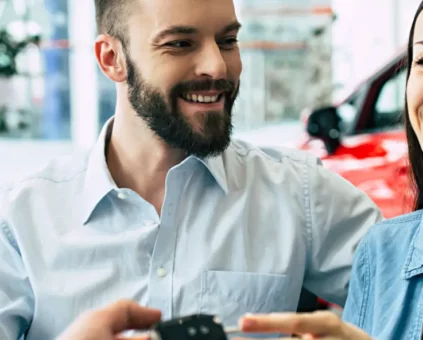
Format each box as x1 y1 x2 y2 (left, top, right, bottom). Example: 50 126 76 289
151 314 228 340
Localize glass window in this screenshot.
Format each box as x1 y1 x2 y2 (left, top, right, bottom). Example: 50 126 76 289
0 0 71 140
373 68 406 130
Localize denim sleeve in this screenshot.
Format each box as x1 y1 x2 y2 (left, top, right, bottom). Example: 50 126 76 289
0 217 34 339
342 234 371 330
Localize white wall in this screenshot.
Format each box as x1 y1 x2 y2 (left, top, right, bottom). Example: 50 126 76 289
332 0 421 100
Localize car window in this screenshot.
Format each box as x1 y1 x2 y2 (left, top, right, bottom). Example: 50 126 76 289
372 68 406 130
337 85 368 134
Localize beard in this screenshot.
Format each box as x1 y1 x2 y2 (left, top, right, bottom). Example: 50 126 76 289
125 53 239 158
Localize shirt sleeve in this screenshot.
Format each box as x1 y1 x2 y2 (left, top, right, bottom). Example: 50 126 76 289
0 189 34 339
302 160 381 307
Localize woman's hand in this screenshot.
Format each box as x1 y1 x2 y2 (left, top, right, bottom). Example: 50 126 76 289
237 311 372 340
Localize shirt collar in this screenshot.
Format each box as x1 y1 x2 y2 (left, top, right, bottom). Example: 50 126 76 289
81 118 117 225
198 155 229 195
81 118 230 224
402 213 423 279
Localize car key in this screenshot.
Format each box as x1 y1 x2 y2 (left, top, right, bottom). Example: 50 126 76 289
152 314 229 340
119 314 241 340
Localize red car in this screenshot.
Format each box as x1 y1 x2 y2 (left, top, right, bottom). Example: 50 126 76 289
299 49 412 218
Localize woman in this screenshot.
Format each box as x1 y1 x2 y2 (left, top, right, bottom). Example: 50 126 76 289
237 1 423 339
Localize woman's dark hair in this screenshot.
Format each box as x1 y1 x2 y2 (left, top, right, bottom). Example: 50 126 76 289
405 1 423 210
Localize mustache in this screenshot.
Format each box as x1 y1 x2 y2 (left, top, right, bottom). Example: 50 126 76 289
171 79 236 96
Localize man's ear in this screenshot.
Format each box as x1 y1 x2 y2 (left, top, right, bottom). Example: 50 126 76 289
94 34 127 82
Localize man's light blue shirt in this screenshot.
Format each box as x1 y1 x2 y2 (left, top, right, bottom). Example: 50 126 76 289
0 120 381 339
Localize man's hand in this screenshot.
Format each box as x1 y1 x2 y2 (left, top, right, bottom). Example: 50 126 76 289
238 311 372 340
57 300 161 340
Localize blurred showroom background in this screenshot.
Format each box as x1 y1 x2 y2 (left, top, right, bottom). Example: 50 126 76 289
0 0 418 185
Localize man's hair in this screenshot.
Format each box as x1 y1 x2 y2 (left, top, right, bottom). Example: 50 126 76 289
94 0 135 43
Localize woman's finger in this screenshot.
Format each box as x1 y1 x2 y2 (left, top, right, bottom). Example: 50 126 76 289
239 312 342 335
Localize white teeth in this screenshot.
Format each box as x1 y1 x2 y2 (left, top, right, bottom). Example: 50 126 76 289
182 93 220 103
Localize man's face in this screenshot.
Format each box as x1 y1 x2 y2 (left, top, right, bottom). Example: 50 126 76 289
123 0 242 158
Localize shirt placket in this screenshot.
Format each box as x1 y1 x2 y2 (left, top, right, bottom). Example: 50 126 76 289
147 168 186 320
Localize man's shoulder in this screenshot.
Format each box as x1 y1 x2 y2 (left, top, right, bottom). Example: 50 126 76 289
227 139 321 168
0 150 89 211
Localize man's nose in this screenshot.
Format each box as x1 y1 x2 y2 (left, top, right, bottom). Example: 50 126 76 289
194 42 228 79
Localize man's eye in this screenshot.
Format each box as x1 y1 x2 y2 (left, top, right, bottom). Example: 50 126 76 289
219 37 239 48
165 40 192 48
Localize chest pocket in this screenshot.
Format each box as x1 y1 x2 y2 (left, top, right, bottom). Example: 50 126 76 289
199 270 291 328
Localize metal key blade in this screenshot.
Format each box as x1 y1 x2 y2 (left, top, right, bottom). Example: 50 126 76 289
224 326 242 334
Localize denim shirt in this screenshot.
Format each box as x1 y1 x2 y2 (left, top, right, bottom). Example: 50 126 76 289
343 210 423 340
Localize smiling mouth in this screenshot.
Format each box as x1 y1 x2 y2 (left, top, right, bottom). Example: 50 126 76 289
180 93 224 104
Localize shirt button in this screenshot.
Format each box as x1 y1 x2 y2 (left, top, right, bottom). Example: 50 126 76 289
117 192 127 200
157 267 167 278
